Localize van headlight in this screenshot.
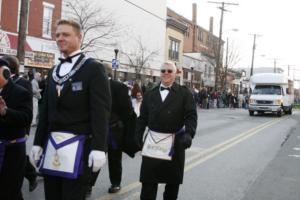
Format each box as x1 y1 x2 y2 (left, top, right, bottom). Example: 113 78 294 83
274 99 283 105
249 99 255 104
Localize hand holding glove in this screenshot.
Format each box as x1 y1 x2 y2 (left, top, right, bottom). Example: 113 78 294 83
181 134 192 149
88 150 106 172
29 145 43 168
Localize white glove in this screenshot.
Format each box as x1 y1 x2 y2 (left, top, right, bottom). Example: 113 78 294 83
88 150 106 172
29 145 43 168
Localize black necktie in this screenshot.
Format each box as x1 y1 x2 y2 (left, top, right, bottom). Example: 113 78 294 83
58 53 82 64
160 87 170 91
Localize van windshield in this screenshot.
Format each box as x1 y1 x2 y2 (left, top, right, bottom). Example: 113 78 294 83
252 85 282 95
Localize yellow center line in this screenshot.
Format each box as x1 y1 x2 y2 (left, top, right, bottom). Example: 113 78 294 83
96 117 287 200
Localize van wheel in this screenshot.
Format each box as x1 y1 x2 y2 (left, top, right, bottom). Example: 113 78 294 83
277 110 282 117
249 111 254 116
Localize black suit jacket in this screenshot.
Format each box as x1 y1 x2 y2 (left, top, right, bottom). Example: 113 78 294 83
0 79 33 140
34 56 111 151
136 82 197 184
109 79 137 157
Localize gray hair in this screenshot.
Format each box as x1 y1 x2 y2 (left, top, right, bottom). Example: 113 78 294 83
161 61 177 72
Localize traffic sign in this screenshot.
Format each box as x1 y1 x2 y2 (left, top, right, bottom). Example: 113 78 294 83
112 58 119 70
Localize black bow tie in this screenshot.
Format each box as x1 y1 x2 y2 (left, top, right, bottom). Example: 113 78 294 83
58 53 82 64
58 57 72 64
160 87 170 91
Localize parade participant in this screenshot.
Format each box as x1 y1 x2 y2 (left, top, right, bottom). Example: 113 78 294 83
1 55 37 192
30 19 111 200
87 63 136 195
135 61 198 200
0 58 33 200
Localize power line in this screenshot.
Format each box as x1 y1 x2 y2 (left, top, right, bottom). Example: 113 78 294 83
121 0 166 22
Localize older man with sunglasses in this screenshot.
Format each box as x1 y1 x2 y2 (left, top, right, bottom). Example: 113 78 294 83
135 61 198 200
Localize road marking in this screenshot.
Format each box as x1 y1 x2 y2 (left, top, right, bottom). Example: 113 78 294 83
293 148 300 151
96 117 286 200
288 155 300 158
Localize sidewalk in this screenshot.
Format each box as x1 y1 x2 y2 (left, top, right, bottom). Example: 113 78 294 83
242 120 300 200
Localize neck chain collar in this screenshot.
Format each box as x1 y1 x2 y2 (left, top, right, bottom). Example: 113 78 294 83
52 56 87 85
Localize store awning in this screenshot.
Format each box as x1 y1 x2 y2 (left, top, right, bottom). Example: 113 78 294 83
6 33 32 52
0 30 33 58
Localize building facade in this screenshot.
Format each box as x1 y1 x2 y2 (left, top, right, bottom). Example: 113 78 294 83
0 0 61 74
165 15 187 85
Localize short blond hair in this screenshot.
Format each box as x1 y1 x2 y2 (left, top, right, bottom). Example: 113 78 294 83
56 19 81 35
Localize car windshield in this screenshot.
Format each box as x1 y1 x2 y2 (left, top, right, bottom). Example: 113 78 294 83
252 85 282 95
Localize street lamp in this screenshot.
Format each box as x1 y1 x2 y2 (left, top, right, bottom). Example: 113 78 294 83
113 49 119 80
191 67 194 88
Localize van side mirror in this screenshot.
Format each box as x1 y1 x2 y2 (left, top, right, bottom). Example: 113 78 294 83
286 88 289 95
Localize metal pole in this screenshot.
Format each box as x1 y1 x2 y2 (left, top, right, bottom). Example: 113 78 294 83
224 37 229 89
250 34 256 76
191 67 194 88
114 49 119 80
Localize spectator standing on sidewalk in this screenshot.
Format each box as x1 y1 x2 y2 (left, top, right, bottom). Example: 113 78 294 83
30 19 111 200
31 72 41 126
135 61 198 200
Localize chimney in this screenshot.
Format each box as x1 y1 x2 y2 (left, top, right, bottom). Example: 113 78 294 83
192 3 197 24
209 17 214 33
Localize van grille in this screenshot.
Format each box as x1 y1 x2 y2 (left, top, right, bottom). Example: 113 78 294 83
256 100 273 104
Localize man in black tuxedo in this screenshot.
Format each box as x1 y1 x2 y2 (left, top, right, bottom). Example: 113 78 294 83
2 55 38 192
30 19 111 200
136 61 198 200
0 58 33 200
87 64 136 195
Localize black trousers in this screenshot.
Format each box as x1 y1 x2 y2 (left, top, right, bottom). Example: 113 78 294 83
24 155 37 183
43 140 92 200
140 182 180 200
108 148 122 186
0 143 26 200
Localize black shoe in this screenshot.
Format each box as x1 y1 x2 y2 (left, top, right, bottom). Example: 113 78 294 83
29 179 38 192
86 186 92 197
108 185 121 193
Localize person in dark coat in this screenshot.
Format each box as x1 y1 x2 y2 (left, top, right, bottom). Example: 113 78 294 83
2 55 38 192
0 58 33 200
29 19 111 200
135 61 198 200
87 64 136 195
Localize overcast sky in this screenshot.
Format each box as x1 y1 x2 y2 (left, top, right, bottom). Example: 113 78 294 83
167 0 300 81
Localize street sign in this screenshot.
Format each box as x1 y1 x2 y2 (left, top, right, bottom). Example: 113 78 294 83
112 58 119 70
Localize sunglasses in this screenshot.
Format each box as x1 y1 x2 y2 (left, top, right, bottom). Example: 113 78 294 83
161 69 173 73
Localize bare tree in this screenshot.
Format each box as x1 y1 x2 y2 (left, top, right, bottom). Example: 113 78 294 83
222 39 241 89
121 37 159 84
64 0 119 53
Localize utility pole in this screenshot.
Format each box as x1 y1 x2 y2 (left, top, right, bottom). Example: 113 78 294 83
249 34 262 76
224 37 229 89
208 1 239 90
17 0 29 73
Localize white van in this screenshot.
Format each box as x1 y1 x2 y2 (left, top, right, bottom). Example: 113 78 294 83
248 73 294 117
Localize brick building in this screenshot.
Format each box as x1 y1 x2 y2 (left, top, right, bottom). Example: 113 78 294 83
0 0 62 73
167 4 224 89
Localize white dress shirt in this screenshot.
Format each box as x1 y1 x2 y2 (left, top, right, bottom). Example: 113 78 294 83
159 83 171 102
59 49 82 76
